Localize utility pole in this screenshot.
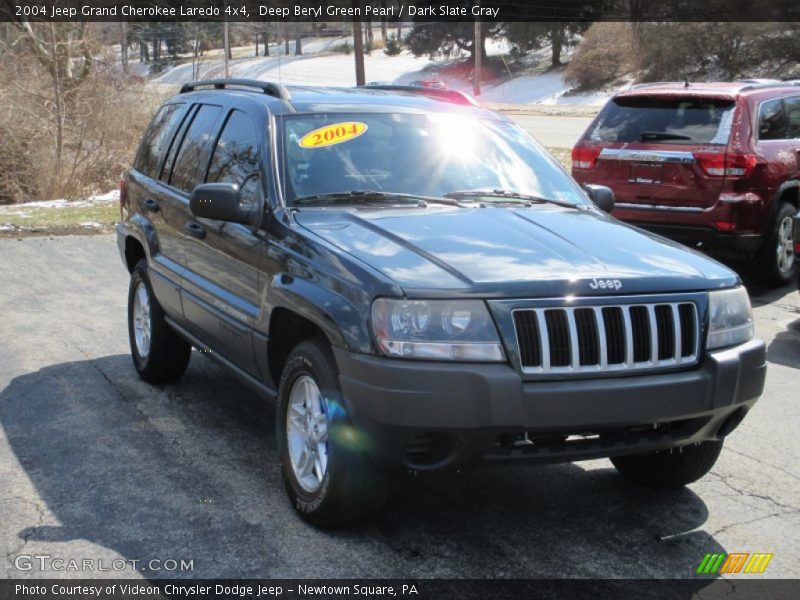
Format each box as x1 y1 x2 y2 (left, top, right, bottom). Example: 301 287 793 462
352 4 365 86
223 22 230 78
473 17 481 96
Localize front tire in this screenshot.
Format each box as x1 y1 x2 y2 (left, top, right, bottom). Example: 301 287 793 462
753 202 796 286
611 440 723 488
276 338 385 527
127 259 191 384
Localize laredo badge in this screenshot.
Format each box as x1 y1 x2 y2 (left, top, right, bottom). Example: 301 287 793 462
299 122 368 148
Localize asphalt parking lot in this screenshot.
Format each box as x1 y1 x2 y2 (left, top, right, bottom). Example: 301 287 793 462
1 235 798 581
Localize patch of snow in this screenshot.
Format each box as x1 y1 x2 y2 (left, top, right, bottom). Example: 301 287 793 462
79 221 105 229
0 224 15 231
0 190 119 211
471 70 621 107
88 190 120 203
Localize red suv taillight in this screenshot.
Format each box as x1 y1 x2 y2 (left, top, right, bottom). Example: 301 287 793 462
119 178 127 221
693 152 757 178
571 146 601 170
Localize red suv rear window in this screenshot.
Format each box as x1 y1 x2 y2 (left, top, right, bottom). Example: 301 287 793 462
588 96 736 145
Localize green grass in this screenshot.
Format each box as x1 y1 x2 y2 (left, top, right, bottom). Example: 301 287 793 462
0 203 117 234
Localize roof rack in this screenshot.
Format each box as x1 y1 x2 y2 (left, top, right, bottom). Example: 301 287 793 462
628 81 675 90
627 79 800 94
738 78 781 84
179 79 291 101
739 80 800 91
358 84 479 107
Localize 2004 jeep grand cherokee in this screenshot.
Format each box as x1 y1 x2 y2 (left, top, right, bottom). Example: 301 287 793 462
117 79 766 527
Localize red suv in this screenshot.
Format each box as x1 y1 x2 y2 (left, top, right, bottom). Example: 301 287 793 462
572 81 800 285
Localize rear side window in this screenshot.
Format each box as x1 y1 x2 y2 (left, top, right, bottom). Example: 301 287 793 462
135 104 184 178
169 104 222 193
759 97 793 140
588 97 736 144
159 105 198 182
207 110 261 186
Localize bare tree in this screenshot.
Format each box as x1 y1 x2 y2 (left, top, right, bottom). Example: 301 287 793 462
120 22 128 68
14 21 93 197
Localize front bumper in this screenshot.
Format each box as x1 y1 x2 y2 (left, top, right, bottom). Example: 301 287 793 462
334 339 766 470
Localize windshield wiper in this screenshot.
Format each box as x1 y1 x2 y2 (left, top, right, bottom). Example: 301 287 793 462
639 131 693 141
444 189 579 210
293 190 459 207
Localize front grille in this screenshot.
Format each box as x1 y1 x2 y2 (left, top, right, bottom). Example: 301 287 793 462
512 300 699 376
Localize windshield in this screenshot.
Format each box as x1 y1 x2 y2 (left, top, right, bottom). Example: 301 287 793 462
588 96 736 145
279 113 589 206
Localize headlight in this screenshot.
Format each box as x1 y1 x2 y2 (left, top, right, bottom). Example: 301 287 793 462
707 286 754 350
371 298 505 361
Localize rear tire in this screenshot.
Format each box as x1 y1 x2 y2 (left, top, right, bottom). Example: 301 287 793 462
611 440 723 488
276 338 385 528
128 259 191 384
753 202 796 287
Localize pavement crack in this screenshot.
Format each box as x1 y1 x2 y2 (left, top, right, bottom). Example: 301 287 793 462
59 337 132 404
724 447 800 483
709 471 800 512
711 510 795 537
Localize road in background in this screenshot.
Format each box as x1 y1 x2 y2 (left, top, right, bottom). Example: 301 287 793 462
1 235 798 580
509 114 593 148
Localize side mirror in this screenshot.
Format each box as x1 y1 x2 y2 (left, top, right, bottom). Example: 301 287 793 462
189 183 250 225
584 184 615 214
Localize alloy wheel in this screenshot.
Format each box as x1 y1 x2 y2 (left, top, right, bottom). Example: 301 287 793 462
132 280 152 358
776 215 795 276
286 375 329 493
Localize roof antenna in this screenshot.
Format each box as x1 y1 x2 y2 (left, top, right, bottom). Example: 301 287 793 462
683 68 690 88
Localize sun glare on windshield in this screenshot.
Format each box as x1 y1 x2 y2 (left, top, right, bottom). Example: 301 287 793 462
430 115 478 157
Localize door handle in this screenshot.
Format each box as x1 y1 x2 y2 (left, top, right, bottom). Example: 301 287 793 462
184 221 206 239
143 198 159 212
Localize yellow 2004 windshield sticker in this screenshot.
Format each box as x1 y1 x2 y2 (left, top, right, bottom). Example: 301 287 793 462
299 122 368 148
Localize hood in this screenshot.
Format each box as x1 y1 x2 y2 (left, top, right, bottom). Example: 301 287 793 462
294 205 739 297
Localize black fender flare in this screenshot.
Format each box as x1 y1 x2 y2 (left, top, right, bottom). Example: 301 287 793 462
121 213 160 270
266 274 372 355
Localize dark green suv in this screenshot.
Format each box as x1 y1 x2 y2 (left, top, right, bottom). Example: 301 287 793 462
118 79 766 527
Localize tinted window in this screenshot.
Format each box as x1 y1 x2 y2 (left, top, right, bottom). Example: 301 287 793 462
135 104 184 178
758 98 788 140
783 96 800 139
170 104 222 192
207 110 261 186
588 97 736 144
